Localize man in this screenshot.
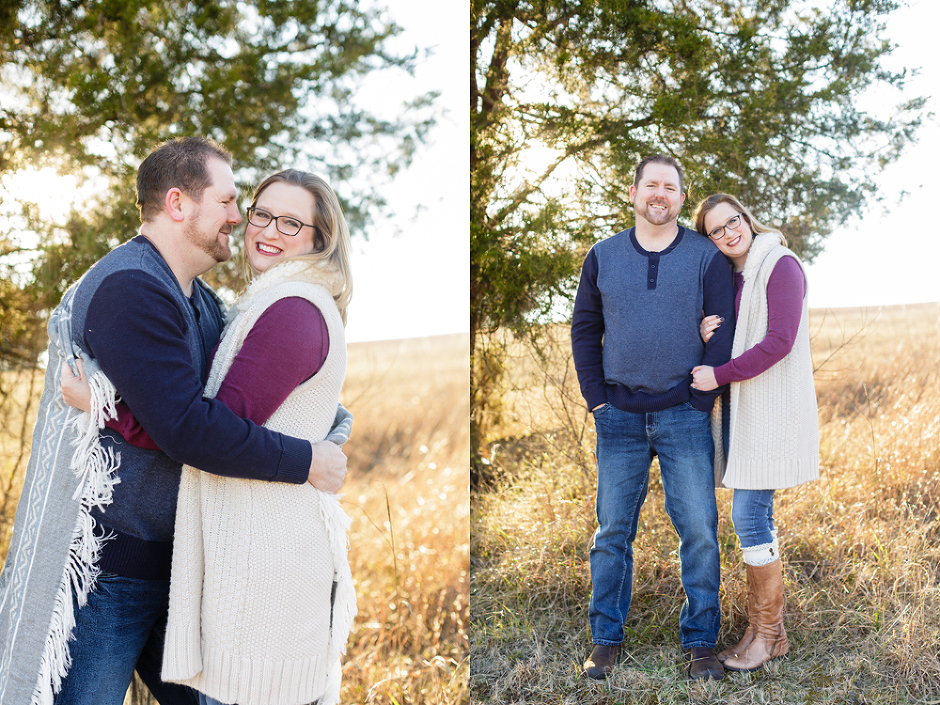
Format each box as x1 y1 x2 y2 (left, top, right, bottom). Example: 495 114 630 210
0 137 350 704
571 155 735 681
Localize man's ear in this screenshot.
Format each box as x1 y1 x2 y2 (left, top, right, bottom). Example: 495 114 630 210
165 188 186 223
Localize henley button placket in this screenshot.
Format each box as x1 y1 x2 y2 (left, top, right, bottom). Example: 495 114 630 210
647 253 660 290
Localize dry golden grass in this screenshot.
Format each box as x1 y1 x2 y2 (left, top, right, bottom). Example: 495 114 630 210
341 334 470 704
471 304 940 704
0 333 470 705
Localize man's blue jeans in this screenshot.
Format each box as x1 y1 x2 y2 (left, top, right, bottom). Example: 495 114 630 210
589 402 721 649
53 573 198 705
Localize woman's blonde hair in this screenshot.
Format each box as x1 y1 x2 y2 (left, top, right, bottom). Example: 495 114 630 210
247 169 353 323
693 193 786 246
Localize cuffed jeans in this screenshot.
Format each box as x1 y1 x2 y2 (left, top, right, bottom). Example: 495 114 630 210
731 489 776 549
589 402 721 649
54 573 198 705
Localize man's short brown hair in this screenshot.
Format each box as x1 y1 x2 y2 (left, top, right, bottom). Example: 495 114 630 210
633 154 684 193
136 137 232 222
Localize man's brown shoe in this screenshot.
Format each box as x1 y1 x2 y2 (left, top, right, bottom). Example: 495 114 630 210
688 647 725 680
583 644 621 680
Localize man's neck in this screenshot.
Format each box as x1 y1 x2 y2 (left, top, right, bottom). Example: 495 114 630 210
138 225 200 297
634 221 680 253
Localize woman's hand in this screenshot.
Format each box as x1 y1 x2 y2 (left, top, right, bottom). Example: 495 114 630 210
691 365 718 392
60 358 93 413
700 314 723 343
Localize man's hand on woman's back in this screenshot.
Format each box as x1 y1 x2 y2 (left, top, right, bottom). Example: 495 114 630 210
307 440 348 493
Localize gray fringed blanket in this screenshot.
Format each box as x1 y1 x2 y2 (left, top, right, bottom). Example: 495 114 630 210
0 288 120 704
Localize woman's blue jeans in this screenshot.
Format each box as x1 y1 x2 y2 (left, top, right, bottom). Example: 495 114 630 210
731 489 776 548
199 694 231 705
589 402 721 649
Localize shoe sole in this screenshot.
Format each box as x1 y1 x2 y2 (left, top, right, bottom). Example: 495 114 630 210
584 669 610 680
724 653 789 673
688 671 725 681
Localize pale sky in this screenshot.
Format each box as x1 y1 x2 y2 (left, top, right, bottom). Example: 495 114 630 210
342 1 469 342
802 1 940 309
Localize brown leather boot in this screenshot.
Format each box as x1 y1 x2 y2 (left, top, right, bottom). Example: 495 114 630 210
583 644 621 679
718 563 759 662
724 559 790 672
688 647 725 680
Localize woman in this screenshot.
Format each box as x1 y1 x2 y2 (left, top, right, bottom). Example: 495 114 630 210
63 169 354 705
690 193 818 672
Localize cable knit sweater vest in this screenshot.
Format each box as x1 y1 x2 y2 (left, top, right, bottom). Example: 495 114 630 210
716 232 820 490
161 260 355 705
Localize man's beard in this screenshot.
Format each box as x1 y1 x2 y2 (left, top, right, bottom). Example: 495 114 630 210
185 219 231 263
638 200 678 226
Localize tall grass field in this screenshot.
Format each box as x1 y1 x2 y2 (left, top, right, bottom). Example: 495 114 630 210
471 304 940 704
0 333 470 705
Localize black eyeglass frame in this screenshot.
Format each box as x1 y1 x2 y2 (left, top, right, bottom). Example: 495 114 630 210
246 206 316 238
707 212 746 241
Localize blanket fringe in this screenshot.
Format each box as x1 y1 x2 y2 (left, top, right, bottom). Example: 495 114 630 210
317 493 357 705
31 365 120 705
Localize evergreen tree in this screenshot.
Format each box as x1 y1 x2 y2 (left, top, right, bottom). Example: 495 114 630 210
0 0 435 360
471 0 923 481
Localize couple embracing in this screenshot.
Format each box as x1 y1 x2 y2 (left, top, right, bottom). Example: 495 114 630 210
572 155 819 680
0 137 355 705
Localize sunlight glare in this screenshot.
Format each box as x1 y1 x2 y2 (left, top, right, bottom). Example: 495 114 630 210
0 167 80 222
520 141 570 180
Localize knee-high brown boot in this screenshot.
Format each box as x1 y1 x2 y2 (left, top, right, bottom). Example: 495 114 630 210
723 558 789 672
717 563 758 662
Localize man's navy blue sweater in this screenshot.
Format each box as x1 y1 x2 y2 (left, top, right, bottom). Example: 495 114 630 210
571 226 735 413
79 236 310 579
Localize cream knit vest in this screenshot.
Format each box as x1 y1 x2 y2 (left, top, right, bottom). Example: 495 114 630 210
715 233 820 490
162 260 355 705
